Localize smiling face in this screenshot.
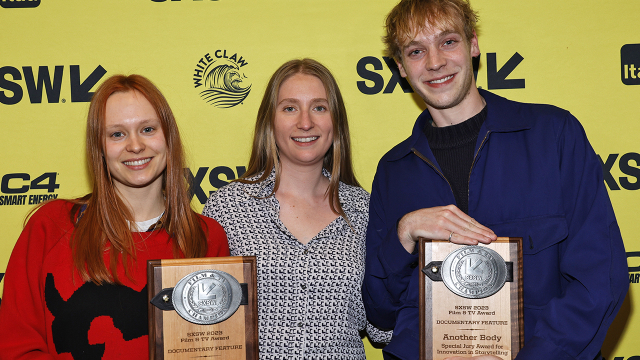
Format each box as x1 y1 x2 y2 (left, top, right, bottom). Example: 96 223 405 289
397 22 481 117
103 90 167 193
274 73 333 171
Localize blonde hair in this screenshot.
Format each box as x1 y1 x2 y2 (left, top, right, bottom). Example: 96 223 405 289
240 58 360 220
385 0 478 61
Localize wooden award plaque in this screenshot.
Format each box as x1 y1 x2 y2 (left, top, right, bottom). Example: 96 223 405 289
419 238 523 360
148 256 258 360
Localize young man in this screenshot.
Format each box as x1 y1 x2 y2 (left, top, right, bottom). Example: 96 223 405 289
362 1 629 359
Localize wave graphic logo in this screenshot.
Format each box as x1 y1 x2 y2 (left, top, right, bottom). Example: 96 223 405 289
193 51 251 108
0 0 40 8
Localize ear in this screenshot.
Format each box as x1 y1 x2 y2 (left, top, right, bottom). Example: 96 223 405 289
469 31 480 58
396 59 408 78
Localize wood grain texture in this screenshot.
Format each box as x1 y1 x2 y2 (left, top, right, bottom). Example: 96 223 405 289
148 257 258 360
419 238 523 360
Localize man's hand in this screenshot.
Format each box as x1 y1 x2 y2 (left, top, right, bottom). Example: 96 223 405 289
444 356 502 360
397 205 497 253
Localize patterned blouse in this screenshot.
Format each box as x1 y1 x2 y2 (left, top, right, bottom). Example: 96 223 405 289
202 170 391 359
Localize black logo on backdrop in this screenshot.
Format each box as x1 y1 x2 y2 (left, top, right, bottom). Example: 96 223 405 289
356 52 525 94
357 56 413 95
186 166 246 204
598 153 640 191
621 44 640 85
193 51 251 108
0 172 60 206
0 65 107 105
0 0 40 8
486 52 525 90
628 252 640 284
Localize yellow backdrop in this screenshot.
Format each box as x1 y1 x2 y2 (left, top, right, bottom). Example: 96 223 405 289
1 1 638 358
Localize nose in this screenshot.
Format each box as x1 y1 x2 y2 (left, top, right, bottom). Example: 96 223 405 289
297 109 314 131
126 134 145 153
425 49 446 71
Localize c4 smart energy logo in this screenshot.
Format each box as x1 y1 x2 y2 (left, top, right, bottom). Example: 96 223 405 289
0 0 40 8
621 44 640 85
0 172 60 206
193 50 251 108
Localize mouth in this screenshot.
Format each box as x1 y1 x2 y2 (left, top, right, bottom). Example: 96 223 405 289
292 136 319 143
123 158 152 166
428 75 454 84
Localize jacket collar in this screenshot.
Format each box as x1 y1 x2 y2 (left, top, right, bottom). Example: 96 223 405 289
385 89 533 161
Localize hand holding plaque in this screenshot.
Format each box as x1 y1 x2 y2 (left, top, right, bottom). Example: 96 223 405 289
419 238 523 360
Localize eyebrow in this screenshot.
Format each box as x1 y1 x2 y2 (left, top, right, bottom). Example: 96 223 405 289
105 118 160 129
277 98 329 105
404 29 462 48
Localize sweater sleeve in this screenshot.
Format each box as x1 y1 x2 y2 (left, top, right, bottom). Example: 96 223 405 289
0 202 70 360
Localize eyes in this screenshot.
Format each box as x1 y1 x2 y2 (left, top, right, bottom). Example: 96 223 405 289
107 125 158 140
404 38 460 58
281 103 328 113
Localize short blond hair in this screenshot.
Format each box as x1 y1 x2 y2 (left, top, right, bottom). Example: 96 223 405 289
384 0 478 61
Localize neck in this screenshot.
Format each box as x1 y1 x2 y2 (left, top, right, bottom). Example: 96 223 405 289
114 179 166 222
428 87 486 127
276 162 329 200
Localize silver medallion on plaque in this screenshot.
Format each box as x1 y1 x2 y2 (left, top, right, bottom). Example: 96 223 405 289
441 246 507 299
172 269 242 325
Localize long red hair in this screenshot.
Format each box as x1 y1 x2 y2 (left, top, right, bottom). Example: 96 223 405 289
71 74 207 285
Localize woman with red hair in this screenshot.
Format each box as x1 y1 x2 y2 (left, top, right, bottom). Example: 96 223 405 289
0 74 229 359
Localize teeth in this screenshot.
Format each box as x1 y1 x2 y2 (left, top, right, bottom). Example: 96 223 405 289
293 137 318 143
124 158 151 166
429 75 453 84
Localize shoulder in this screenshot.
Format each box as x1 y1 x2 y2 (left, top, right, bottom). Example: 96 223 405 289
27 199 75 228
339 183 370 215
197 214 229 255
482 90 577 132
18 200 76 255
197 213 225 233
202 180 253 219
208 175 270 207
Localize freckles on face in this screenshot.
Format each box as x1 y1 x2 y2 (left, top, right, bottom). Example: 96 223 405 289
273 73 334 169
103 91 168 191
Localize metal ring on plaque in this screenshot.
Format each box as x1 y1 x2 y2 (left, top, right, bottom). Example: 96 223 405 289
172 269 243 325
440 246 507 299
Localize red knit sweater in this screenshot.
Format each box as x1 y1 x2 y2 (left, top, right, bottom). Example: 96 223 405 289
0 200 229 359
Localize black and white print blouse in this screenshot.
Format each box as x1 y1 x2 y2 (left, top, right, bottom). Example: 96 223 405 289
202 170 391 360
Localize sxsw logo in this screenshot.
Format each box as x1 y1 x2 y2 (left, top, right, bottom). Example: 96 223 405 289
186 166 246 204
356 52 525 95
621 44 640 85
598 153 640 191
0 65 107 105
0 0 40 8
